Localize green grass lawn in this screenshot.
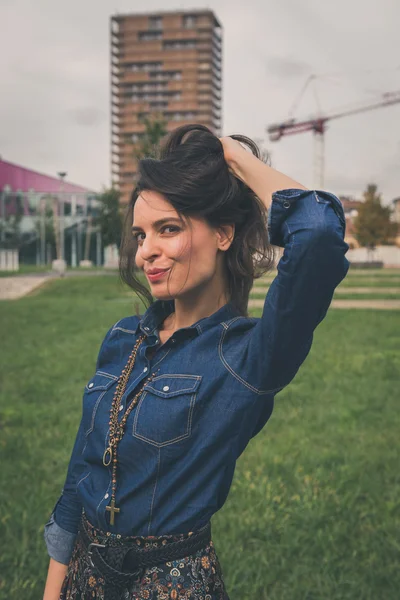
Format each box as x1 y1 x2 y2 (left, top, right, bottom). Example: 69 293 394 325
0 276 399 599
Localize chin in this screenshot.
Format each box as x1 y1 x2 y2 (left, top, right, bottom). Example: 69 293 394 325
149 285 175 301
152 291 175 301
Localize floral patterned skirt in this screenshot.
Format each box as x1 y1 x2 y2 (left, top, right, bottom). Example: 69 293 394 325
60 511 229 600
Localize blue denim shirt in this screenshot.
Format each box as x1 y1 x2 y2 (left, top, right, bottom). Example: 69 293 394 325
44 189 349 564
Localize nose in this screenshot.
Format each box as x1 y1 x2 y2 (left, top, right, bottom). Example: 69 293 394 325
138 233 162 261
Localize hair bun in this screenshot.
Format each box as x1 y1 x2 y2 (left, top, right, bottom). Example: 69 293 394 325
160 124 220 160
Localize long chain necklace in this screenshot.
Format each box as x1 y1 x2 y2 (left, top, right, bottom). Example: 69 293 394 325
102 334 158 525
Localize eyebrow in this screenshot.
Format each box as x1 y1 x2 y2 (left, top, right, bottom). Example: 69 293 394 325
131 217 183 233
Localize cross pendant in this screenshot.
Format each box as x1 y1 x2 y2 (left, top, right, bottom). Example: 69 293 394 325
106 498 120 526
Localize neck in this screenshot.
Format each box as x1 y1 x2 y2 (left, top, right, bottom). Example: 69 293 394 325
163 272 230 332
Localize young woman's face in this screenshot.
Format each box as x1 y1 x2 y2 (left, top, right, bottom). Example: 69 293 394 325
133 190 232 301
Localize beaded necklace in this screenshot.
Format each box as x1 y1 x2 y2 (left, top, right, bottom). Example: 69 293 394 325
102 334 158 525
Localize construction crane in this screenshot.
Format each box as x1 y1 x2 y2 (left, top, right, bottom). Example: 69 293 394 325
267 90 400 188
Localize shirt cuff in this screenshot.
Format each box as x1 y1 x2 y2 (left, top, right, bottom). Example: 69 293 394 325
43 512 77 566
267 189 346 247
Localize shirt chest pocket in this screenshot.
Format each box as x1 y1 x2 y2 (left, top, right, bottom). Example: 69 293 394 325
132 375 202 447
83 372 118 436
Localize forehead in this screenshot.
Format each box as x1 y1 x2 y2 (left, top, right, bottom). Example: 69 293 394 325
133 190 178 225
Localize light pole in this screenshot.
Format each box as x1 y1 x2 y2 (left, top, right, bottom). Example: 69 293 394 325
52 171 67 275
57 171 67 262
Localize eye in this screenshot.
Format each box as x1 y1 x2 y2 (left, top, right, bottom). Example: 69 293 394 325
133 232 145 243
133 225 181 244
161 225 180 234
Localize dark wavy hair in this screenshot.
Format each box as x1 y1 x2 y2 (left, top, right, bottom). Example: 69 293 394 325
119 124 275 316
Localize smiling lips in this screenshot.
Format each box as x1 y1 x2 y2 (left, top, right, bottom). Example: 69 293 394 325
146 268 170 282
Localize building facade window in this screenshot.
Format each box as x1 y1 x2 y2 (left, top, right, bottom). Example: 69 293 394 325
183 15 197 29
163 40 196 50
149 16 162 30
129 62 163 73
138 32 162 41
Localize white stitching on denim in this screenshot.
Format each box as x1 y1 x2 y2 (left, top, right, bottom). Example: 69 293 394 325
147 447 161 535
85 389 107 436
218 326 284 395
152 348 172 369
133 391 197 447
113 327 137 334
225 316 242 327
119 348 172 405
77 472 90 488
111 318 124 331
85 375 116 392
96 370 118 380
152 374 201 380
96 478 111 522
144 374 201 396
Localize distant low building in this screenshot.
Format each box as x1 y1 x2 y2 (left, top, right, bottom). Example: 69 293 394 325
392 197 400 247
338 194 400 252
0 159 100 265
338 196 363 249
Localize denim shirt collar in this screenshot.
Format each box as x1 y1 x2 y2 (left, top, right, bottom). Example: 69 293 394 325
135 299 240 338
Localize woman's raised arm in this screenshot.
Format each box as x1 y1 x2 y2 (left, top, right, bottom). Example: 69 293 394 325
219 136 307 210
219 136 349 396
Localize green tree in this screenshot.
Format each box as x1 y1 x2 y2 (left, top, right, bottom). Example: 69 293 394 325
95 188 123 249
0 193 24 249
132 114 168 164
353 184 397 257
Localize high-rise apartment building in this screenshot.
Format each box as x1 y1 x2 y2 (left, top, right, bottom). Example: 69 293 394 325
110 10 223 202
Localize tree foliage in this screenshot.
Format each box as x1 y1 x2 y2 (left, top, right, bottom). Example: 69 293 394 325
0 193 24 249
95 188 123 249
132 114 168 164
353 184 397 251
34 197 56 255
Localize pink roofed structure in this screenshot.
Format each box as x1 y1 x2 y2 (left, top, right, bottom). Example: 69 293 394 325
0 159 94 195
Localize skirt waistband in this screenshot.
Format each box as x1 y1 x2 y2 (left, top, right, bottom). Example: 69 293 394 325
79 510 213 594
81 509 211 549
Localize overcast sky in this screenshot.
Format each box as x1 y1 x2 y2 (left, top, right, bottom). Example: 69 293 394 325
1 0 399 203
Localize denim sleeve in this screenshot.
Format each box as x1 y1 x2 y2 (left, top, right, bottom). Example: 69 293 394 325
43 418 86 564
43 511 78 565
250 189 349 393
43 324 115 564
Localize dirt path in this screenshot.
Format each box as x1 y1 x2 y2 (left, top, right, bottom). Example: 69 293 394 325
252 286 400 295
0 276 50 300
1 274 400 309
248 298 400 310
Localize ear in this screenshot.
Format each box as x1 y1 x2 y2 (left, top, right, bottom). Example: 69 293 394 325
216 224 235 252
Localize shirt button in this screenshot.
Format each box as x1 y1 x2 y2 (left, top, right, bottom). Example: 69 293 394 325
143 367 148 373
283 200 291 209
88 383 94 389
119 404 123 411
104 493 109 499
163 385 170 392
144 327 149 331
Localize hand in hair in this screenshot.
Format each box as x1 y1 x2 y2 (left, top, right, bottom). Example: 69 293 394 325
219 136 248 164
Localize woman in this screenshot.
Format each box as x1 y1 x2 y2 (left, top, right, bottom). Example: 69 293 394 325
43 124 349 599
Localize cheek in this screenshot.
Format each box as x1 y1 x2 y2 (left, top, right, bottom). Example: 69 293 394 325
135 252 143 269
182 236 217 278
